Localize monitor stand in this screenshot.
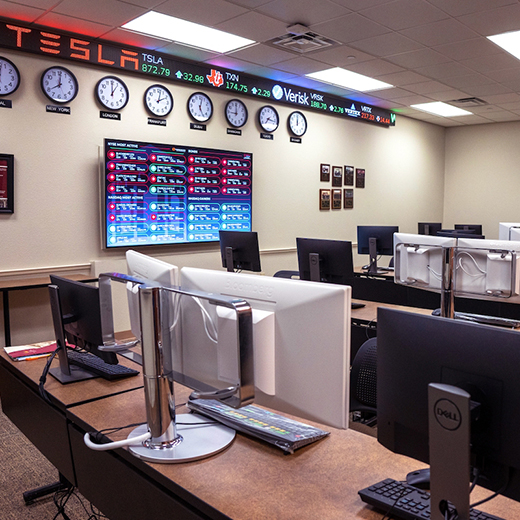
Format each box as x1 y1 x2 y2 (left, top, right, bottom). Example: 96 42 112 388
367 237 380 275
428 383 471 520
225 246 235 272
309 252 321 282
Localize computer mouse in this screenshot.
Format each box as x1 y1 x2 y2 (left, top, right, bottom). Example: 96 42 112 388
406 468 430 489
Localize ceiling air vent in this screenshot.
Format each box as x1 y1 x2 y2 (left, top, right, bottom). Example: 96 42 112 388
266 24 340 54
449 97 488 108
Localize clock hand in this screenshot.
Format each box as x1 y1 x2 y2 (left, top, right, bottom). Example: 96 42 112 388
110 81 117 96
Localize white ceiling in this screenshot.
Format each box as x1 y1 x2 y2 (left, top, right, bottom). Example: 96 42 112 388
3 0 520 126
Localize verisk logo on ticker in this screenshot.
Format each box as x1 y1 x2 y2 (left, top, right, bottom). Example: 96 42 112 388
272 84 310 105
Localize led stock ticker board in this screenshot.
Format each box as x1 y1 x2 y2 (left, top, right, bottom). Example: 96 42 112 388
0 20 395 127
104 139 252 248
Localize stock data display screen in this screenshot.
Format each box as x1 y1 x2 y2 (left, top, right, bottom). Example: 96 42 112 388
104 139 252 248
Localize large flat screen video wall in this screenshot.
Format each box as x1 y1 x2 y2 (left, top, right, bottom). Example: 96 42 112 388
104 139 252 248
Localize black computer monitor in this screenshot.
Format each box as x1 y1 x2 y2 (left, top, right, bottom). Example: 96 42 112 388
377 307 520 503
219 230 261 272
357 225 398 275
296 237 354 285
418 222 442 236
437 229 485 239
455 224 482 235
49 275 116 365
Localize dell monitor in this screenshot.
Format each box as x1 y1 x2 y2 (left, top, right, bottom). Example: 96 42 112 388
296 237 354 285
455 224 482 235
437 229 485 239
377 307 520 505
219 230 261 273
418 222 442 236
357 225 398 275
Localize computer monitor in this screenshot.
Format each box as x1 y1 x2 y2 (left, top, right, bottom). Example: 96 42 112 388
179 267 351 429
455 224 483 235
437 229 485 239
296 237 354 285
418 222 442 236
357 225 398 275
219 230 261 273
125 249 179 366
394 233 457 292
377 307 520 503
454 238 520 303
499 222 520 240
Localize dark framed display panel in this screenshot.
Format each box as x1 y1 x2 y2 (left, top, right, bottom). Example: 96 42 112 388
0 153 14 213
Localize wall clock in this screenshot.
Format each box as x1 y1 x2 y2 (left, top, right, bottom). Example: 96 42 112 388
144 84 173 117
96 75 129 111
187 92 213 122
288 111 307 137
258 105 279 133
40 66 78 103
225 99 248 128
0 56 20 96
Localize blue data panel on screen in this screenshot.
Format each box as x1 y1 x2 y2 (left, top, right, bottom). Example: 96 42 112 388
104 139 252 248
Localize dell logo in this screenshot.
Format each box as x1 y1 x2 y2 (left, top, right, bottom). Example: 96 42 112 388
434 398 462 431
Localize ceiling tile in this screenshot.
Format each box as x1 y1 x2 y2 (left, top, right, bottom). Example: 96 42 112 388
102 27 174 49
308 46 375 67
400 80 451 94
359 0 448 31
229 43 296 66
204 54 261 71
369 86 415 100
442 73 496 89
256 0 350 26
215 11 288 41
415 61 473 79
346 58 404 76
53 0 146 26
425 89 470 101
400 18 478 47
330 0 396 11
457 4 520 37
459 53 520 75
385 93 432 105
375 69 430 85
0 0 47 22
385 48 451 68
482 92 520 104
119 0 167 7
426 0 517 17
36 12 113 38
270 55 329 74
312 13 390 44
463 83 513 97
156 41 220 62
433 38 502 61
155 0 248 25
349 32 423 56
224 0 274 8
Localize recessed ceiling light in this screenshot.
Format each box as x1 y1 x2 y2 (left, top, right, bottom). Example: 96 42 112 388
122 12 255 54
305 67 393 92
411 102 473 117
488 30 520 60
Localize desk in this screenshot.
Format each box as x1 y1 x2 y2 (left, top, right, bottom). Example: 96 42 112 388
0 274 96 347
2 350 520 519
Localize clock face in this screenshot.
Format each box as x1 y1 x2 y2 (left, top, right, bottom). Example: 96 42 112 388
225 99 248 128
40 66 78 103
144 84 173 117
188 92 213 122
0 57 20 96
96 76 129 111
258 105 279 133
288 111 307 137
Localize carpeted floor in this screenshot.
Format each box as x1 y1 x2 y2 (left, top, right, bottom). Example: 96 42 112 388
0 400 107 520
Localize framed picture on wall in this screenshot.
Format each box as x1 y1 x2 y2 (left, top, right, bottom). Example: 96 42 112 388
356 168 365 188
320 163 330 182
332 166 342 187
319 189 331 210
344 165 354 186
332 189 342 209
0 153 14 213
344 189 353 209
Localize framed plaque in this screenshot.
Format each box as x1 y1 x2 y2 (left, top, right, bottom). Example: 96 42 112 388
344 189 354 209
332 166 342 187
344 165 354 186
319 189 331 210
0 153 13 213
356 168 365 188
320 163 330 182
332 189 342 209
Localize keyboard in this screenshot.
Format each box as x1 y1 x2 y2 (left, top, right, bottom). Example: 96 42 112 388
67 350 139 381
432 308 520 329
358 478 504 520
187 399 329 454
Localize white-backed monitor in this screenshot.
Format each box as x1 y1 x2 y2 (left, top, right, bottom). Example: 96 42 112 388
219 230 261 272
377 307 520 503
103 138 252 248
296 237 354 285
357 225 398 275
418 222 442 236
499 222 520 241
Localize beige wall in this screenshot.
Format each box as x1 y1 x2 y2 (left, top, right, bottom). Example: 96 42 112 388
0 48 445 346
444 121 520 239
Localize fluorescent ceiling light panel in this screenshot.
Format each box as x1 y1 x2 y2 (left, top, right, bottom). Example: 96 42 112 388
411 102 472 117
488 30 520 60
122 12 255 53
306 67 393 92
